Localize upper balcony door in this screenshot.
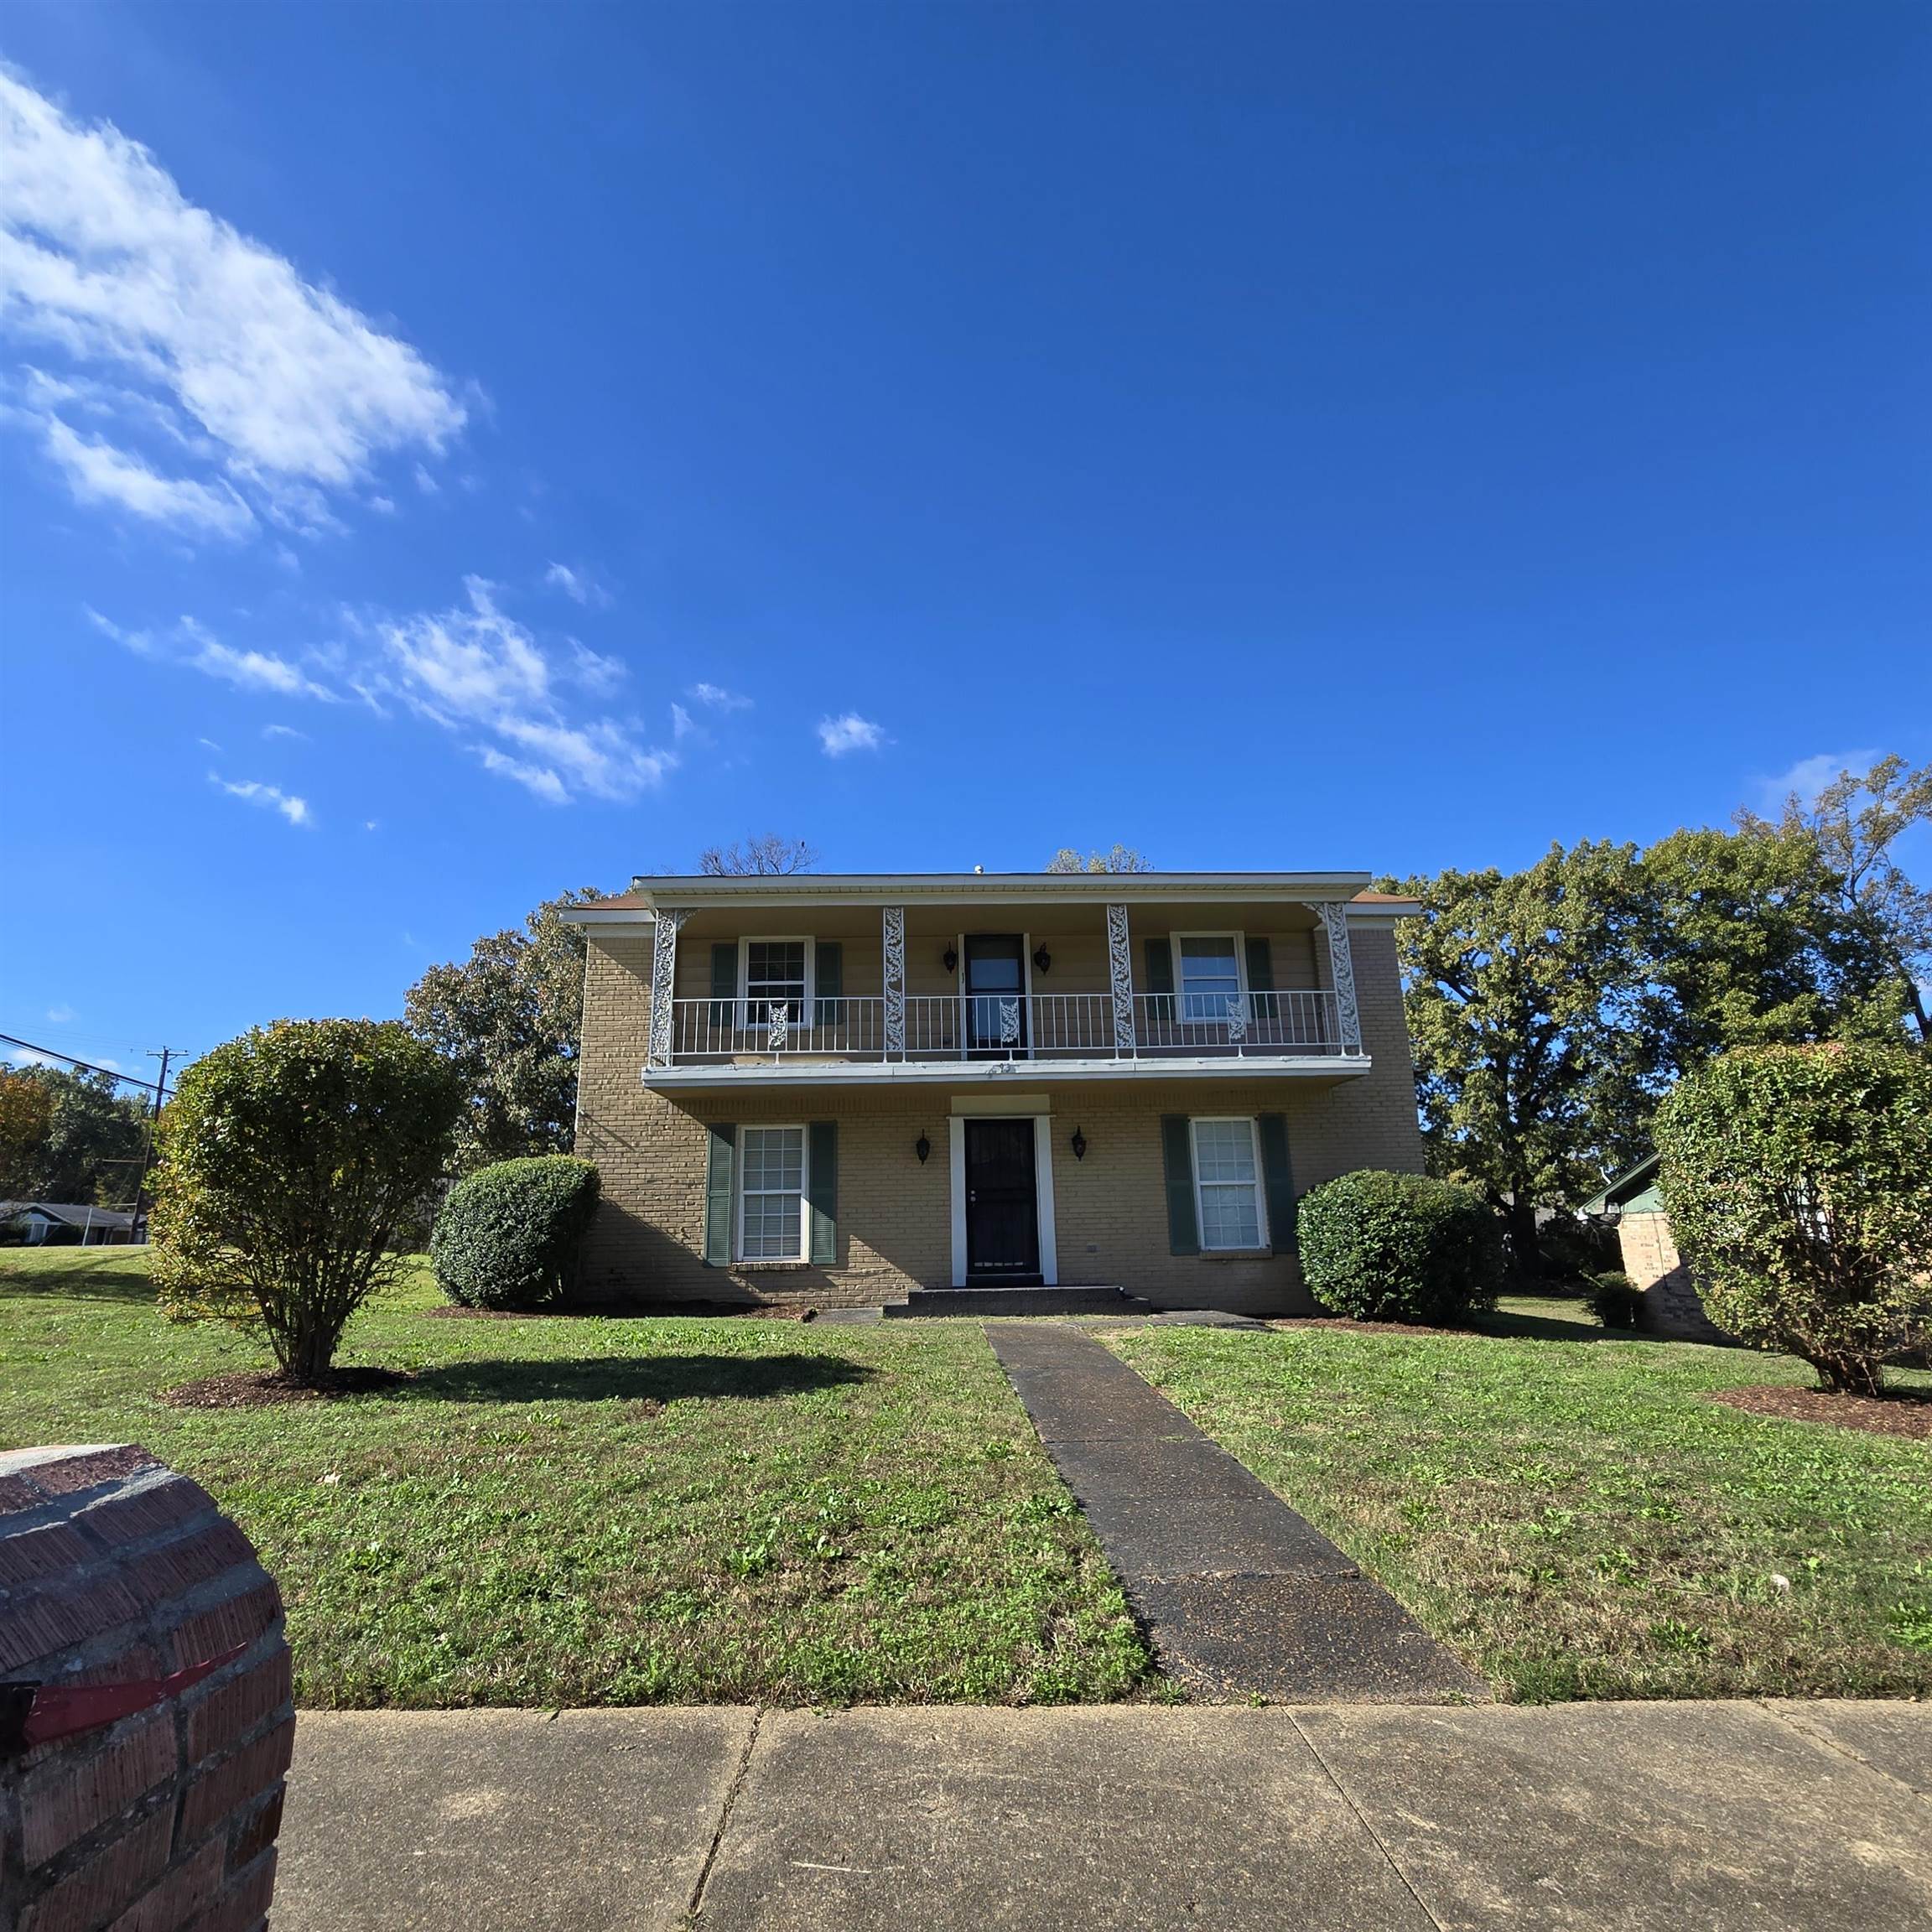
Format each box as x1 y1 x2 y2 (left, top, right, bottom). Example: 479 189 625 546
963 934 1028 1057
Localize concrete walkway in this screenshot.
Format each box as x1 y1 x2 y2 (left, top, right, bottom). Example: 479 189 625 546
986 1321 1484 1701
275 1701 1932 1929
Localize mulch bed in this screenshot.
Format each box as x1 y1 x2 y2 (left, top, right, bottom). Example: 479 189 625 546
159 1367 416 1409
1708 1384 1932 1442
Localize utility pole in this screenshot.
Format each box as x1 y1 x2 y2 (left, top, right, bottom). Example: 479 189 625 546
131 1047 173 1244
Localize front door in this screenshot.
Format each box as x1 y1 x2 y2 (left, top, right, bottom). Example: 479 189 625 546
964 1118 1041 1281
964 934 1027 1057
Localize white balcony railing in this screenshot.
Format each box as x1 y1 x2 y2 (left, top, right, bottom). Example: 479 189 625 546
658 989 1355 1067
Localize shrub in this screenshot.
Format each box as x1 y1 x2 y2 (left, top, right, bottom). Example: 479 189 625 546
1296 1169 1504 1325
431 1156 600 1310
1654 1042 1932 1395
152 1020 464 1385
1589 1270 1643 1330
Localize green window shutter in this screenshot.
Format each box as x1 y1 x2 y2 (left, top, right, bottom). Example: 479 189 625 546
813 942 843 1030
807 1120 838 1265
704 1123 736 1266
1244 936 1275 1026
710 944 737 1030
1258 1114 1295 1254
1144 937 1175 1027
1160 1115 1199 1255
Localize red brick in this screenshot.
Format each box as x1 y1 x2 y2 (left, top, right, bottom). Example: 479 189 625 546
0 1470 48 1513
177 1720 294 1847
184 1653 293 1765
19 1808 173 1932
103 1837 225 1932
65 1642 168 1690
224 1787 283 1875
0 1522 95 1588
162 1585 280 1672
182 1851 276 1932
78 1478 216 1550
21 1711 179 1867
0 1576 145 1675
30 1448 163 1498
127 1523 257 1612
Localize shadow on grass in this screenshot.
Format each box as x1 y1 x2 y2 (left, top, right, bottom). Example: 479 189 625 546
388 1353 876 1405
1478 1307 1617 1343
0 1266 157 1303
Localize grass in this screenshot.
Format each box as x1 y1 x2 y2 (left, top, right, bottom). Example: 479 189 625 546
0 1248 1150 1710
1098 1302 1932 1702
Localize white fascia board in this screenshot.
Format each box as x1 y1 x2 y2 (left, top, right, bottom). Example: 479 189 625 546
614 871 1379 911
641 1057 1373 1091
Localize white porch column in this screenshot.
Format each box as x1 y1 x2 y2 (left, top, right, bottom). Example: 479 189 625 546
646 907 692 1071
1311 902 1363 1055
882 904 906 1058
1106 902 1135 1056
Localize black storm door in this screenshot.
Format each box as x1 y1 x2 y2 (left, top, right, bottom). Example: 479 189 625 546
964 934 1028 1057
964 1118 1041 1280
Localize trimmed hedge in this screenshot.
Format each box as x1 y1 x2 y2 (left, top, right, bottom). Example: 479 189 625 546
1296 1169 1503 1325
431 1156 601 1311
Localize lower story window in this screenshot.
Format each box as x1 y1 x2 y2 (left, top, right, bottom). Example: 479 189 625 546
740 1125 806 1259
1192 1117 1265 1250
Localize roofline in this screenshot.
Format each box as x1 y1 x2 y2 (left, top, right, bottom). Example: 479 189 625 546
562 872 1421 923
1579 1150 1660 1215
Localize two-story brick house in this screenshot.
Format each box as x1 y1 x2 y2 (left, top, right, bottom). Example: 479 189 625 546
565 871 1423 1314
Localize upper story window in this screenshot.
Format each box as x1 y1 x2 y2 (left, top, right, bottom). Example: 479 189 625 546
744 939 809 1018
1176 934 1243 1021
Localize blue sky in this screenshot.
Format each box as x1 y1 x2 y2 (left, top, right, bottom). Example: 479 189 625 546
2 1 1925 1078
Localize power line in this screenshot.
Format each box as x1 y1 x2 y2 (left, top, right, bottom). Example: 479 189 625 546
0 1033 169 1095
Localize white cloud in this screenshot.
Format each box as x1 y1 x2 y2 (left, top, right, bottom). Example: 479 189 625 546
262 723 306 740
0 66 465 536
543 561 613 610
210 772 312 826
90 607 339 701
672 702 697 742
818 712 886 757
689 682 752 712
46 1004 75 1022
368 578 673 802
1756 750 1883 812
41 414 255 538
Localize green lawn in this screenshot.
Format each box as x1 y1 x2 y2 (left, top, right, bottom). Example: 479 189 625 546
0 1249 1150 1709
1100 1311 1932 1701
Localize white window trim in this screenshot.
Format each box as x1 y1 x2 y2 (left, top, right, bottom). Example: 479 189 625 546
739 936 814 1031
1190 1114 1269 1253
1171 931 1248 1022
736 1121 809 1264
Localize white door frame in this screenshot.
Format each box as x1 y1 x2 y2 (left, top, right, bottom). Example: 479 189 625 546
949 1112 1057 1288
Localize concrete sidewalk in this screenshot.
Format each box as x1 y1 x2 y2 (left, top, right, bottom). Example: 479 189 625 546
275 1700 1932 1930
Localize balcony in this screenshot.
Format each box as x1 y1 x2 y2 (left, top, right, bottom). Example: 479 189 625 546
648 989 1365 1086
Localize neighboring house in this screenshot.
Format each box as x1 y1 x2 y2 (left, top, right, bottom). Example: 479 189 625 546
564 871 1425 1313
1581 1155 1727 1343
0 1202 136 1246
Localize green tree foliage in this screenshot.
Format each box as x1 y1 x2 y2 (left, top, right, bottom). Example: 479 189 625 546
0 1064 148 1204
1738 755 1932 1043
1046 844 1152 874
405 890 601 1172
1296 1169 1504 1324
152 1020 464 1384
1654 1044 1932 1394
1387 841 1654 1270
430 1155 601 1310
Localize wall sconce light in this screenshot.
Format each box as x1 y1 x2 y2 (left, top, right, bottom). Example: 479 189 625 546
1070 1125 1088 1161
942 946 958 974
1032 946 1052 974
915 1131 932 1165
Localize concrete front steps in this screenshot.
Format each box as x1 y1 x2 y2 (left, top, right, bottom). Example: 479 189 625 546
885 1285 1156 1319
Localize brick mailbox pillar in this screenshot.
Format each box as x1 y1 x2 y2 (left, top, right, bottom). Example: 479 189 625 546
0 1446 293 1932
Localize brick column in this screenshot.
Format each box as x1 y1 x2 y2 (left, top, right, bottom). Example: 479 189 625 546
1 1445 292 1932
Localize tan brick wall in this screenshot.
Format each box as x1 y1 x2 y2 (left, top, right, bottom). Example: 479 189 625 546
574 917 1424 1315
1615 1209 1728 1343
